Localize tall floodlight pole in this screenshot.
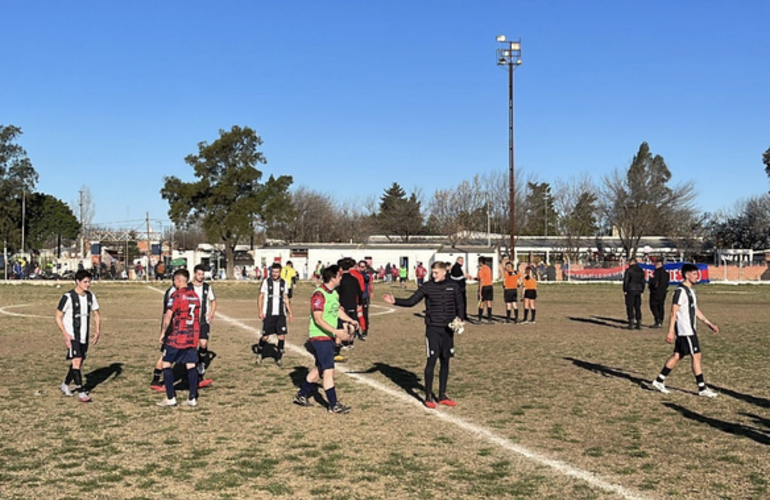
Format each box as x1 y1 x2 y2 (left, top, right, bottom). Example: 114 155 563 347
496 35 522 263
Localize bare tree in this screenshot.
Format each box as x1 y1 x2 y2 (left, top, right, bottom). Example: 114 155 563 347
71 185 96 236
553 174 599 261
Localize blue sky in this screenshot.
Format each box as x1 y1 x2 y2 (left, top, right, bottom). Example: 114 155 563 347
3 1 769 230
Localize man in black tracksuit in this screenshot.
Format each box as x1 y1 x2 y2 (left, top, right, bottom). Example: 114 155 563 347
623 257 646 330
384 262 463 409
449 257 468 321
648 260 670 328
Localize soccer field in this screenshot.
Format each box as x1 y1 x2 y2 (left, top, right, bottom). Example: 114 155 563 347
1 281 769 500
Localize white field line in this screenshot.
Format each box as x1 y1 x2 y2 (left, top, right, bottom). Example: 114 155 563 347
0 304 48 319
145 286 655 500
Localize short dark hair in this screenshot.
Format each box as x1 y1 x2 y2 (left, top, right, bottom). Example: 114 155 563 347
339 258 354 271
431 261 447 270
74 270 92 282
681 263 699 275
194 264 206 273
286 261 293 266
271 263 282 271
174 269 190 280
322 264 340 283
629 257 638 264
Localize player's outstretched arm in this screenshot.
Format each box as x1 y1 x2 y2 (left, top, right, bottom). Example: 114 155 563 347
696 308 718 334
386 288 426 308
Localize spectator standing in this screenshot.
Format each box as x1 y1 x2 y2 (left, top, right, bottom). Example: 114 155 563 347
623 257 646 330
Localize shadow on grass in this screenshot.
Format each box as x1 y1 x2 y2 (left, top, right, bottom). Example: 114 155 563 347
564 357 648 386
84 362 123 392
568 316 627 329
740 413 770 429
664 403 770 446
710 384 770 409
351 362 425 403
288 366 327 407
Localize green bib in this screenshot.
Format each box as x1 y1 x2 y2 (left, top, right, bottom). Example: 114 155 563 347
308 286 339 339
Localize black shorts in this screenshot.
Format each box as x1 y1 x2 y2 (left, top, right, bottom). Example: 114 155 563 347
481 286 494 302
524 289 538 300
425 326 454 359
262 316 288 336
66 341 88 360
504 289 518 303
674 335 700 357
287 288 294 299
337 309 357 329
199 322 211 340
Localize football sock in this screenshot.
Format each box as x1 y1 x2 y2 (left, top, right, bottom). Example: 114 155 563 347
152 368 162 383
656 366 672 383
325 387 338 407
299 380 314 397
198 346 208 366
424 357 437 400
523 310 529 321
478 308 483 320
531 309 537 321
506 309 511 319
188 367 199 400
487 307 492 320
64 365 74 385
514 309 519 321
258 336 267 352
438 358 450 398
163 368 175 399
695 373 706 391
277 339 285 355
71 369 83 393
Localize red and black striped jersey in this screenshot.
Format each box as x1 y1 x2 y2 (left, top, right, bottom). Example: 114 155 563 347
166 288 201 349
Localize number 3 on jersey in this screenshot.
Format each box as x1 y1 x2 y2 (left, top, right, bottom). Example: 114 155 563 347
187 304 197 325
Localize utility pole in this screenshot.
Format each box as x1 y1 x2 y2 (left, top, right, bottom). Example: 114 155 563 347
20 190 25 255
487 199 491 247
125 207 130 280
79 189 85 259
146 212 151 282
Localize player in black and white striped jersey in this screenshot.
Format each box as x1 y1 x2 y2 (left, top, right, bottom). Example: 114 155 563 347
191 264 217 377
56 270 102 403
254 263 294 366
651 263 719 398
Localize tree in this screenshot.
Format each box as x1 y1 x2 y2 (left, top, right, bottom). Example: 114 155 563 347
426 177 485 244
600 142 696 258
707 195 770 250
0 125 38 252
522 182 557 236
764 147 770 189
25 193 80 253
161 126 293 279
377 183 423 242
553 175 599 260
